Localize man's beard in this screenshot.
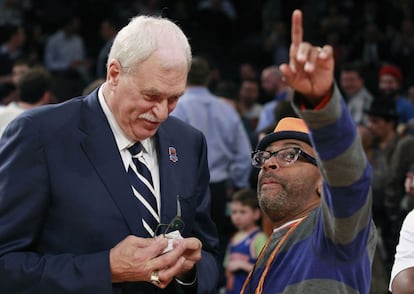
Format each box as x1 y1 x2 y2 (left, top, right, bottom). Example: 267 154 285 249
258 188 290 222
257 173 291 222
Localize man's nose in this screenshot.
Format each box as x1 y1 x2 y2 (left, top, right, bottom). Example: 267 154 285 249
153 99 169 120
262 156 279 170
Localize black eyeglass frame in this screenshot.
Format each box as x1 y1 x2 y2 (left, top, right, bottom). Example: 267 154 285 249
251 146 317 169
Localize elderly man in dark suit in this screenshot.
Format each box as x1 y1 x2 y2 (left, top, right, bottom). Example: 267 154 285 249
0 15 219 294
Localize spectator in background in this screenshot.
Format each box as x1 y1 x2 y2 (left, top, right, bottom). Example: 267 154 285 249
214 79 257 146
44 16 91 101
0 58 31 105
223 188 267 294
215 79 239 110
0 24 26 99
255 65 293 132
385 135 414 249
389 87 414 294
0 66 54 136
339 62 373 125
365 96 401 277
171 56 252 291
238 79 263 133
171 56 252 195
389 209 414 293
96 17 123 79
378 64 414 124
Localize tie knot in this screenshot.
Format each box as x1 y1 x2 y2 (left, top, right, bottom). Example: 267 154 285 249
128 142 142 156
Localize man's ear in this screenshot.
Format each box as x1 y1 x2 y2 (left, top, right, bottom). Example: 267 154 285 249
107 59 122 86
316 178 323 197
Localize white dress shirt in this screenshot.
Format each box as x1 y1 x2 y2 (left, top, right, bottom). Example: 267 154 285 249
98 86 161 213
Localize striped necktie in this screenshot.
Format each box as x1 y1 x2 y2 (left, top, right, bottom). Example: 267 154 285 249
127 142 159 237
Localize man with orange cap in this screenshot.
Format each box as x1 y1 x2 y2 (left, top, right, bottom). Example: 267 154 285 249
240 9 376 294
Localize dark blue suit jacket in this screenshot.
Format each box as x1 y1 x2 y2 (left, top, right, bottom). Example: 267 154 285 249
0 90 219 293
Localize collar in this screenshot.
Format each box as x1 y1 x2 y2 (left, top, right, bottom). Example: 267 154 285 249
273 216 306 233
98 85 153 153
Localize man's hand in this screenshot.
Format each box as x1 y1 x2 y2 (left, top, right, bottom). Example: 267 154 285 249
174 237 202 282
109 235 201 288
279 9 334 104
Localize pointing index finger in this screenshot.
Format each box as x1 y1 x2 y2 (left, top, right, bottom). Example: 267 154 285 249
291 10 303 48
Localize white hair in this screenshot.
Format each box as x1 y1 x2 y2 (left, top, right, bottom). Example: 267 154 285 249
107 16 191 73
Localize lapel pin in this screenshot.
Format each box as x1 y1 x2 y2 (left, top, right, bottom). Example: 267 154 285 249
168 146 178 162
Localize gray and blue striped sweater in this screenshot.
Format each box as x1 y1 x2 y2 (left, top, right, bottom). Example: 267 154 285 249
244 85 376 294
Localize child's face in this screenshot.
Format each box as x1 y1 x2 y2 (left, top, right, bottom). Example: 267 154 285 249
230 201 260 231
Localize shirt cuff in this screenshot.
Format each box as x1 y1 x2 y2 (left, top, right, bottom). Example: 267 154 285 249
175 276 197 286
299 85 333 110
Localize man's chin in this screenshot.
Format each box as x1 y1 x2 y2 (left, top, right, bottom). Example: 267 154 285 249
144 127 159 138
132 126 159 141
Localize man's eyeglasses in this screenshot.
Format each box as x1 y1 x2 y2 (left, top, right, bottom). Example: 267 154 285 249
251 147 317 169
154 196 185 237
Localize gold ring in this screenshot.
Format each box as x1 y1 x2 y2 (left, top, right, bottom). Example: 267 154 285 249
150 270 161 286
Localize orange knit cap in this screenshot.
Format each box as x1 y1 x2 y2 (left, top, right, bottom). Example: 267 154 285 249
256 117 312 150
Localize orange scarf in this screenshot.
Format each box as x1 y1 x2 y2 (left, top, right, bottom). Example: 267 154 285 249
240 216 307 294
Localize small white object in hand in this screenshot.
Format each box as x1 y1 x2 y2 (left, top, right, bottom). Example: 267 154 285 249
162 230 183 254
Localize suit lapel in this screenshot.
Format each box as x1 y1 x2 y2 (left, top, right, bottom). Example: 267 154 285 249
79 93 143 236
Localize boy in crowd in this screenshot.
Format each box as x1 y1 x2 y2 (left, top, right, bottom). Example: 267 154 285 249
223 189 267 294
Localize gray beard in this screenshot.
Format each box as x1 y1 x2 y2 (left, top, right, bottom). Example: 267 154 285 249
258 187 290 222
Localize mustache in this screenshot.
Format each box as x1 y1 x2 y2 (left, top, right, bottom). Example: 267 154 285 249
138 112 163 123
259 172 287 187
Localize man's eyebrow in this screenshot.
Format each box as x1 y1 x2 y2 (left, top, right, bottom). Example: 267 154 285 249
141 88 184 98
141 88 161 96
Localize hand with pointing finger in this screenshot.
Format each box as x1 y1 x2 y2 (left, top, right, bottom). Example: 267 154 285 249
279 9 335 104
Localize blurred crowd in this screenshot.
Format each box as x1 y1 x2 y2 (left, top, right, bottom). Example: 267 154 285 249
3 0 414 100
3 0 414 293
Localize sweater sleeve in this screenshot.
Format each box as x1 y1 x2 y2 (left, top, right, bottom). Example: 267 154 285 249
293 84 375 260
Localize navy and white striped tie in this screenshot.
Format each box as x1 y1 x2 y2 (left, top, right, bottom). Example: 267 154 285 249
127 142 159 237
